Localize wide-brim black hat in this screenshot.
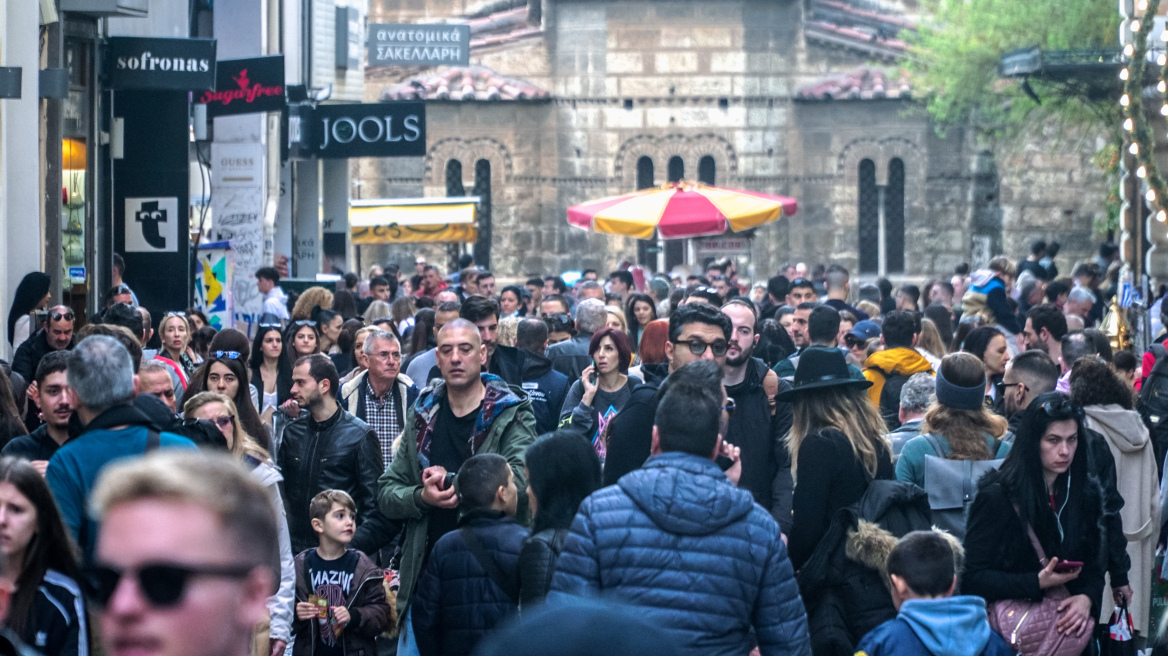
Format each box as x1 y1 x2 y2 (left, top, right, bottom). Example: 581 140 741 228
775 346 872 402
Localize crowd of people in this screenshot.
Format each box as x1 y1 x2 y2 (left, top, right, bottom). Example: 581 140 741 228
0 238 1161 656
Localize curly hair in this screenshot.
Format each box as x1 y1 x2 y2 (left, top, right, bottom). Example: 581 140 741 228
1069 358 1134 410
291 286 335 321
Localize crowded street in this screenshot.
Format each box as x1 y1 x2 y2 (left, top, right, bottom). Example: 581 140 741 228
0 0 1159 655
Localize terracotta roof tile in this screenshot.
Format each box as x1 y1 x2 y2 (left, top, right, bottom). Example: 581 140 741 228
795 67 912 101
379 65 551 102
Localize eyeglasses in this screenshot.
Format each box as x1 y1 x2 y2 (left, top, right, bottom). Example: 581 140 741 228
675 338 729 357
81 562 256 609
293 320 317 327
51 311 74 322
211 351 241 360
212 415 235 429
372 350 402 361
723 397 737 415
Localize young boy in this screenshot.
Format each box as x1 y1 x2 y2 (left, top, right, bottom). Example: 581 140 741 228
410 453 529 656
855 531 1012 656
294 490 391 656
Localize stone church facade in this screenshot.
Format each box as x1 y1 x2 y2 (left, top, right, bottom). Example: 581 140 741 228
357 0 1109 283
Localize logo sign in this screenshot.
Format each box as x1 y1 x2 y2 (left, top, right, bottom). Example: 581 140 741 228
68 266 86 282
125 197 179 252
200 56 285 117
696 237 751 254
107 37 217 91
368 24 470 67
308 103 426 159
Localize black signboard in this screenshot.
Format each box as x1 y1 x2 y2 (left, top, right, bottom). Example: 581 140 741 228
107 37 216 91
368 24 471 67
199 55 285 117
303 102 426 159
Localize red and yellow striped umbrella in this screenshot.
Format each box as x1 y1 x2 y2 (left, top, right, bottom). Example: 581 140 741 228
567 182 797 239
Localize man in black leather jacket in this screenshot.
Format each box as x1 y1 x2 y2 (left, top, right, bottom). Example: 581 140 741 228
279 354 401 555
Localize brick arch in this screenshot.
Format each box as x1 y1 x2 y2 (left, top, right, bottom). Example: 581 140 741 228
836 137 924 187
614 135 661 189
424 137 512 187
614 133 739 189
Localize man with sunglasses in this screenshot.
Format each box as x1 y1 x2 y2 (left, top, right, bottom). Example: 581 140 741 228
88 451 277 656
603 303 732 486
11 304 74 390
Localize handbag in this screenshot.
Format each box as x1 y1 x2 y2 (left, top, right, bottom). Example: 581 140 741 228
1098 602 1137 656
986 522 1092 656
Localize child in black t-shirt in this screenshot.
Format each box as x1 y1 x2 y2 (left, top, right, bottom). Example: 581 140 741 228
293 490 392 656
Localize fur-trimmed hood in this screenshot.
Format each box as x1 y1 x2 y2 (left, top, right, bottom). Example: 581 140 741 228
846 521 964 586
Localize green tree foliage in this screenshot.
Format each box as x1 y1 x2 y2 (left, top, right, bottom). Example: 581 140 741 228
906 0 1120 137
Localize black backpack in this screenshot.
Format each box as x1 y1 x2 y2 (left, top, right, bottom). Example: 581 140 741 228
1138 343 1168 480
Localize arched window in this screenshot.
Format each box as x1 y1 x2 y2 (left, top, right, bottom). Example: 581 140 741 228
698 156 716 185
445 159 464 197
636 156 656 269
636 156 654 190
667 156 684 183
885 158 905 274
665 157 685 269
472 159 492 269
858 159 879 274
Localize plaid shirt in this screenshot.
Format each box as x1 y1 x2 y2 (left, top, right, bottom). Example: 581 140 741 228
365 376 403 469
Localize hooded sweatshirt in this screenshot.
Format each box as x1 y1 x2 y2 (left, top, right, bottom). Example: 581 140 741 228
1084 404 1160 628
863 348 934 422
518 349 569 434
855 596 1013 656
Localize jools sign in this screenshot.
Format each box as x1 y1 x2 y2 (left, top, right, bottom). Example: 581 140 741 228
303 102 426 159
107 37 217 90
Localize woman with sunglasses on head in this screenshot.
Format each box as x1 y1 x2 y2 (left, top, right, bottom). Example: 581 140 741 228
185 352 271 452
558 328 639 461
962 393 1103 651
782 347 893 570
159 312 203 380
182 392 295 656
0 456 86 656
250 324 294 426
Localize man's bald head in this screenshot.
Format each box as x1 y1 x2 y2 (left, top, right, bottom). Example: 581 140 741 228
438 318 482 347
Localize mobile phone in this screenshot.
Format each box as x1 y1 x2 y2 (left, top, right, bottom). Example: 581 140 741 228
1053 560 1083 573
440 472 456 491
589 360 598 385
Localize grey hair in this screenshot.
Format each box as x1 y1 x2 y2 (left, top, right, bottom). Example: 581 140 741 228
1067 286 1094 305
362 329 400 355
576 298 608 334
364 300 393 326
139 357 174 381
67 335 135 412
899 372 936 414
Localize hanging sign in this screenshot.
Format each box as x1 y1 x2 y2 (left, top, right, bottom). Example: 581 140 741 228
300 102 426 159
199 55 285 117
106 37 217 90
367 24 470 67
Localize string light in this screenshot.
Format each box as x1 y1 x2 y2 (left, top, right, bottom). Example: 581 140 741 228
1126 43 1136 56
1160 53 1168 66
1159 211 1167 223
1122 68 1131 80
1161 104 1168 115
1134 19 1142 31
1121 93 1131 106
1132 142 1141 155
1149 189 1158 203
1139 165 1148 178
1141 0 1150 10
1159 80 1166 93
1125 117 1135 130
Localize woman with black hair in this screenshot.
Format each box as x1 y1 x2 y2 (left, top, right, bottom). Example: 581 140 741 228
500 285 526 318
184 352 271 452
624 292 657 355
0 371 28 448
6 272 51 349
963 392 1104 648
250 323 293 423
407 308 435 357
284 319 320 366
332 290 359 321
315 308 344 355
0 457 86 656
962 325 1011 400
518 431 601 606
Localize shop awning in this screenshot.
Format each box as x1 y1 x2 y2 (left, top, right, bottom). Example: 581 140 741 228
350 197 479 244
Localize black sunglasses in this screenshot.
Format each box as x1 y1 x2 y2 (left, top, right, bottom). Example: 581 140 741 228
51 311 74 322
293 320 317 327
81 562 256 609
212 350 242 360
258 323 282 329
1039 396 1078 420
675 338 729 357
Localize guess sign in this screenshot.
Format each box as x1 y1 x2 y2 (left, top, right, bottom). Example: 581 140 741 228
200 56 285 117
309 102 426 159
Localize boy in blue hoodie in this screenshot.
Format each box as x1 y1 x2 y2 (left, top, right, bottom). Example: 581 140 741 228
855 531 1013 656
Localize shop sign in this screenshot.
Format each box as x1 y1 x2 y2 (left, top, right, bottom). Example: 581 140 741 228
696 237 751 254
125 197 179 252
306 102 425 159
367 24 470 67
200 56 284 117
107 37 216 90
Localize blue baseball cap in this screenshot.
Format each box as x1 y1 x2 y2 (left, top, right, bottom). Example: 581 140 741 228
848 319 881 342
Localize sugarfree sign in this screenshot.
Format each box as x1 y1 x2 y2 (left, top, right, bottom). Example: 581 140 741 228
368 24 471 67
309 103 426 159
200 56 285 117
107 37 217 90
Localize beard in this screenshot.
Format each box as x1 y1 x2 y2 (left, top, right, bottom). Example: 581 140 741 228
726 344 754 368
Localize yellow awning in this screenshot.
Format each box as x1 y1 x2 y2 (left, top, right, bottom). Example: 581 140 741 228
350 198 478 244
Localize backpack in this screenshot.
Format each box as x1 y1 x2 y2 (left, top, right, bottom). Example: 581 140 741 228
920 433 1004 540
1138 343 1168 480
878 373 911 430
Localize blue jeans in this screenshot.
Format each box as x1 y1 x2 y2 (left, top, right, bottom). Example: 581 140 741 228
396 607 419 656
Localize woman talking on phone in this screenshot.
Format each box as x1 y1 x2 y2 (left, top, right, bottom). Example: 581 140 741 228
962 392 1103 652
557 328 638 462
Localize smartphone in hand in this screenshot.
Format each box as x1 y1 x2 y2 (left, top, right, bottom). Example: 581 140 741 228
589 360 599 385
1053 560 1083 573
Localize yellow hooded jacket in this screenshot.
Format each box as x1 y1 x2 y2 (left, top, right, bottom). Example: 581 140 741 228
863 347 935 406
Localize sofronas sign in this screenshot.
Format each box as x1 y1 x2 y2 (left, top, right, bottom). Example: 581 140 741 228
200 56 285 117
106 37 217 90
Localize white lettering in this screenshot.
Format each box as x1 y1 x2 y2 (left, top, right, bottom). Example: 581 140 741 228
383 116 401 142
358 116 384 142
332 117 356 144
116 57 127 70
404 115 421 142
320 117 331 149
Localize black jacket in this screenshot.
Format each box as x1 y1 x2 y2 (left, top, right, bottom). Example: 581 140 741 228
546 332 595 382
17 569 86 656
278 406 401 555
517 527 568 606
1084 427 1130 588
11 329 67 385
410 510 528 656
962 470 1106 616
518 351 569 435
725 358 794 527
602 363 669 487
2 424 64 462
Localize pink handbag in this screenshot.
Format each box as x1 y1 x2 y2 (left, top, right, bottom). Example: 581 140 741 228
986 524 1092 656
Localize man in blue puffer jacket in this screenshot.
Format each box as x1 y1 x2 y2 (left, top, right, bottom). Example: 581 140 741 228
551 360 811 656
